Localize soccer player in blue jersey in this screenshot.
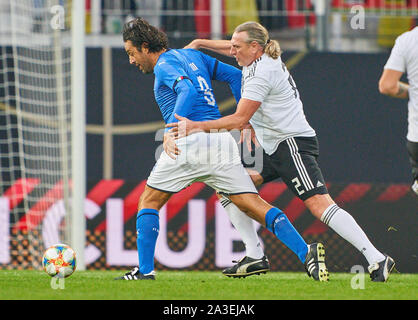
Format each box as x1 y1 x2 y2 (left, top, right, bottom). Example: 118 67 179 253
115 17 328 281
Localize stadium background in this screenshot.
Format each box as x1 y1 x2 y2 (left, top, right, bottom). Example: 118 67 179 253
1 0 417 274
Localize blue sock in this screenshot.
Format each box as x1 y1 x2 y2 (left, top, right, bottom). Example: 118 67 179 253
136 209 159 275
265 207 308 263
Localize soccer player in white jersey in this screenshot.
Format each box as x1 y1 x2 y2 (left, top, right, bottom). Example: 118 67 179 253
115 18 328 281
167 21 395 282
379 27 418 196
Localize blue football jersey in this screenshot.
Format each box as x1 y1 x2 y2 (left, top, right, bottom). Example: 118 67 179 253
153 48 241 124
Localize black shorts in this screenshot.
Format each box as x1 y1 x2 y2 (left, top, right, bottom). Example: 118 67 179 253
406 139 418 180
243 136 328 201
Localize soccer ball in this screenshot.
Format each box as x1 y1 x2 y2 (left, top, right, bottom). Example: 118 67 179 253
42 244 76 278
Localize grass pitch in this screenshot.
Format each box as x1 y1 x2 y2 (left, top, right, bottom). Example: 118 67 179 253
0 270 417 300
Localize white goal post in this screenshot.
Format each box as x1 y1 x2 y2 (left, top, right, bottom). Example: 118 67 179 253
71 0 86 272
0 0 86 270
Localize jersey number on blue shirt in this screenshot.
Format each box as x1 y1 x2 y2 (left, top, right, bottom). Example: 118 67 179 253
197 75 216 106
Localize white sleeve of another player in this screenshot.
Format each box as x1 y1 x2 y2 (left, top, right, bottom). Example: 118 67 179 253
242 74 271 103
384 36 406 73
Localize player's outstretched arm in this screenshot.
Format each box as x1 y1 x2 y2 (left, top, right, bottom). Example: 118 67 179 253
379 68 409 99
184 39 233 57
166 98 261 138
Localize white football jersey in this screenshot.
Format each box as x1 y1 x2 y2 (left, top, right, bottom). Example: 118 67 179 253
241 53 316 155
384 27 418 142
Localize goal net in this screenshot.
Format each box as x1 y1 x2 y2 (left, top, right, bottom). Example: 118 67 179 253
0 0 77 269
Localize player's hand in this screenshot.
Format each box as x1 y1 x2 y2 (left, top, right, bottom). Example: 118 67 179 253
163 131 180 159
239 123 260 152
165 114 201 138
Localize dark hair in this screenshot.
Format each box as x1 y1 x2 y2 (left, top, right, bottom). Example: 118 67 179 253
122 17 168 53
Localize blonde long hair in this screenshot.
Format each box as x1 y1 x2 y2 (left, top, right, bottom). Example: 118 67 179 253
234 21 281 59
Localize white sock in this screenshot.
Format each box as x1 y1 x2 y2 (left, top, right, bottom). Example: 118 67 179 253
321 204 385 265
220 196 264 259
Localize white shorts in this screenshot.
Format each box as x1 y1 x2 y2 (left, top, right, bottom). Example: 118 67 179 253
147 131 258 195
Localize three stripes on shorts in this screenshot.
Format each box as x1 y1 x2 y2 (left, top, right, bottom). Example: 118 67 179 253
286 137 315 192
